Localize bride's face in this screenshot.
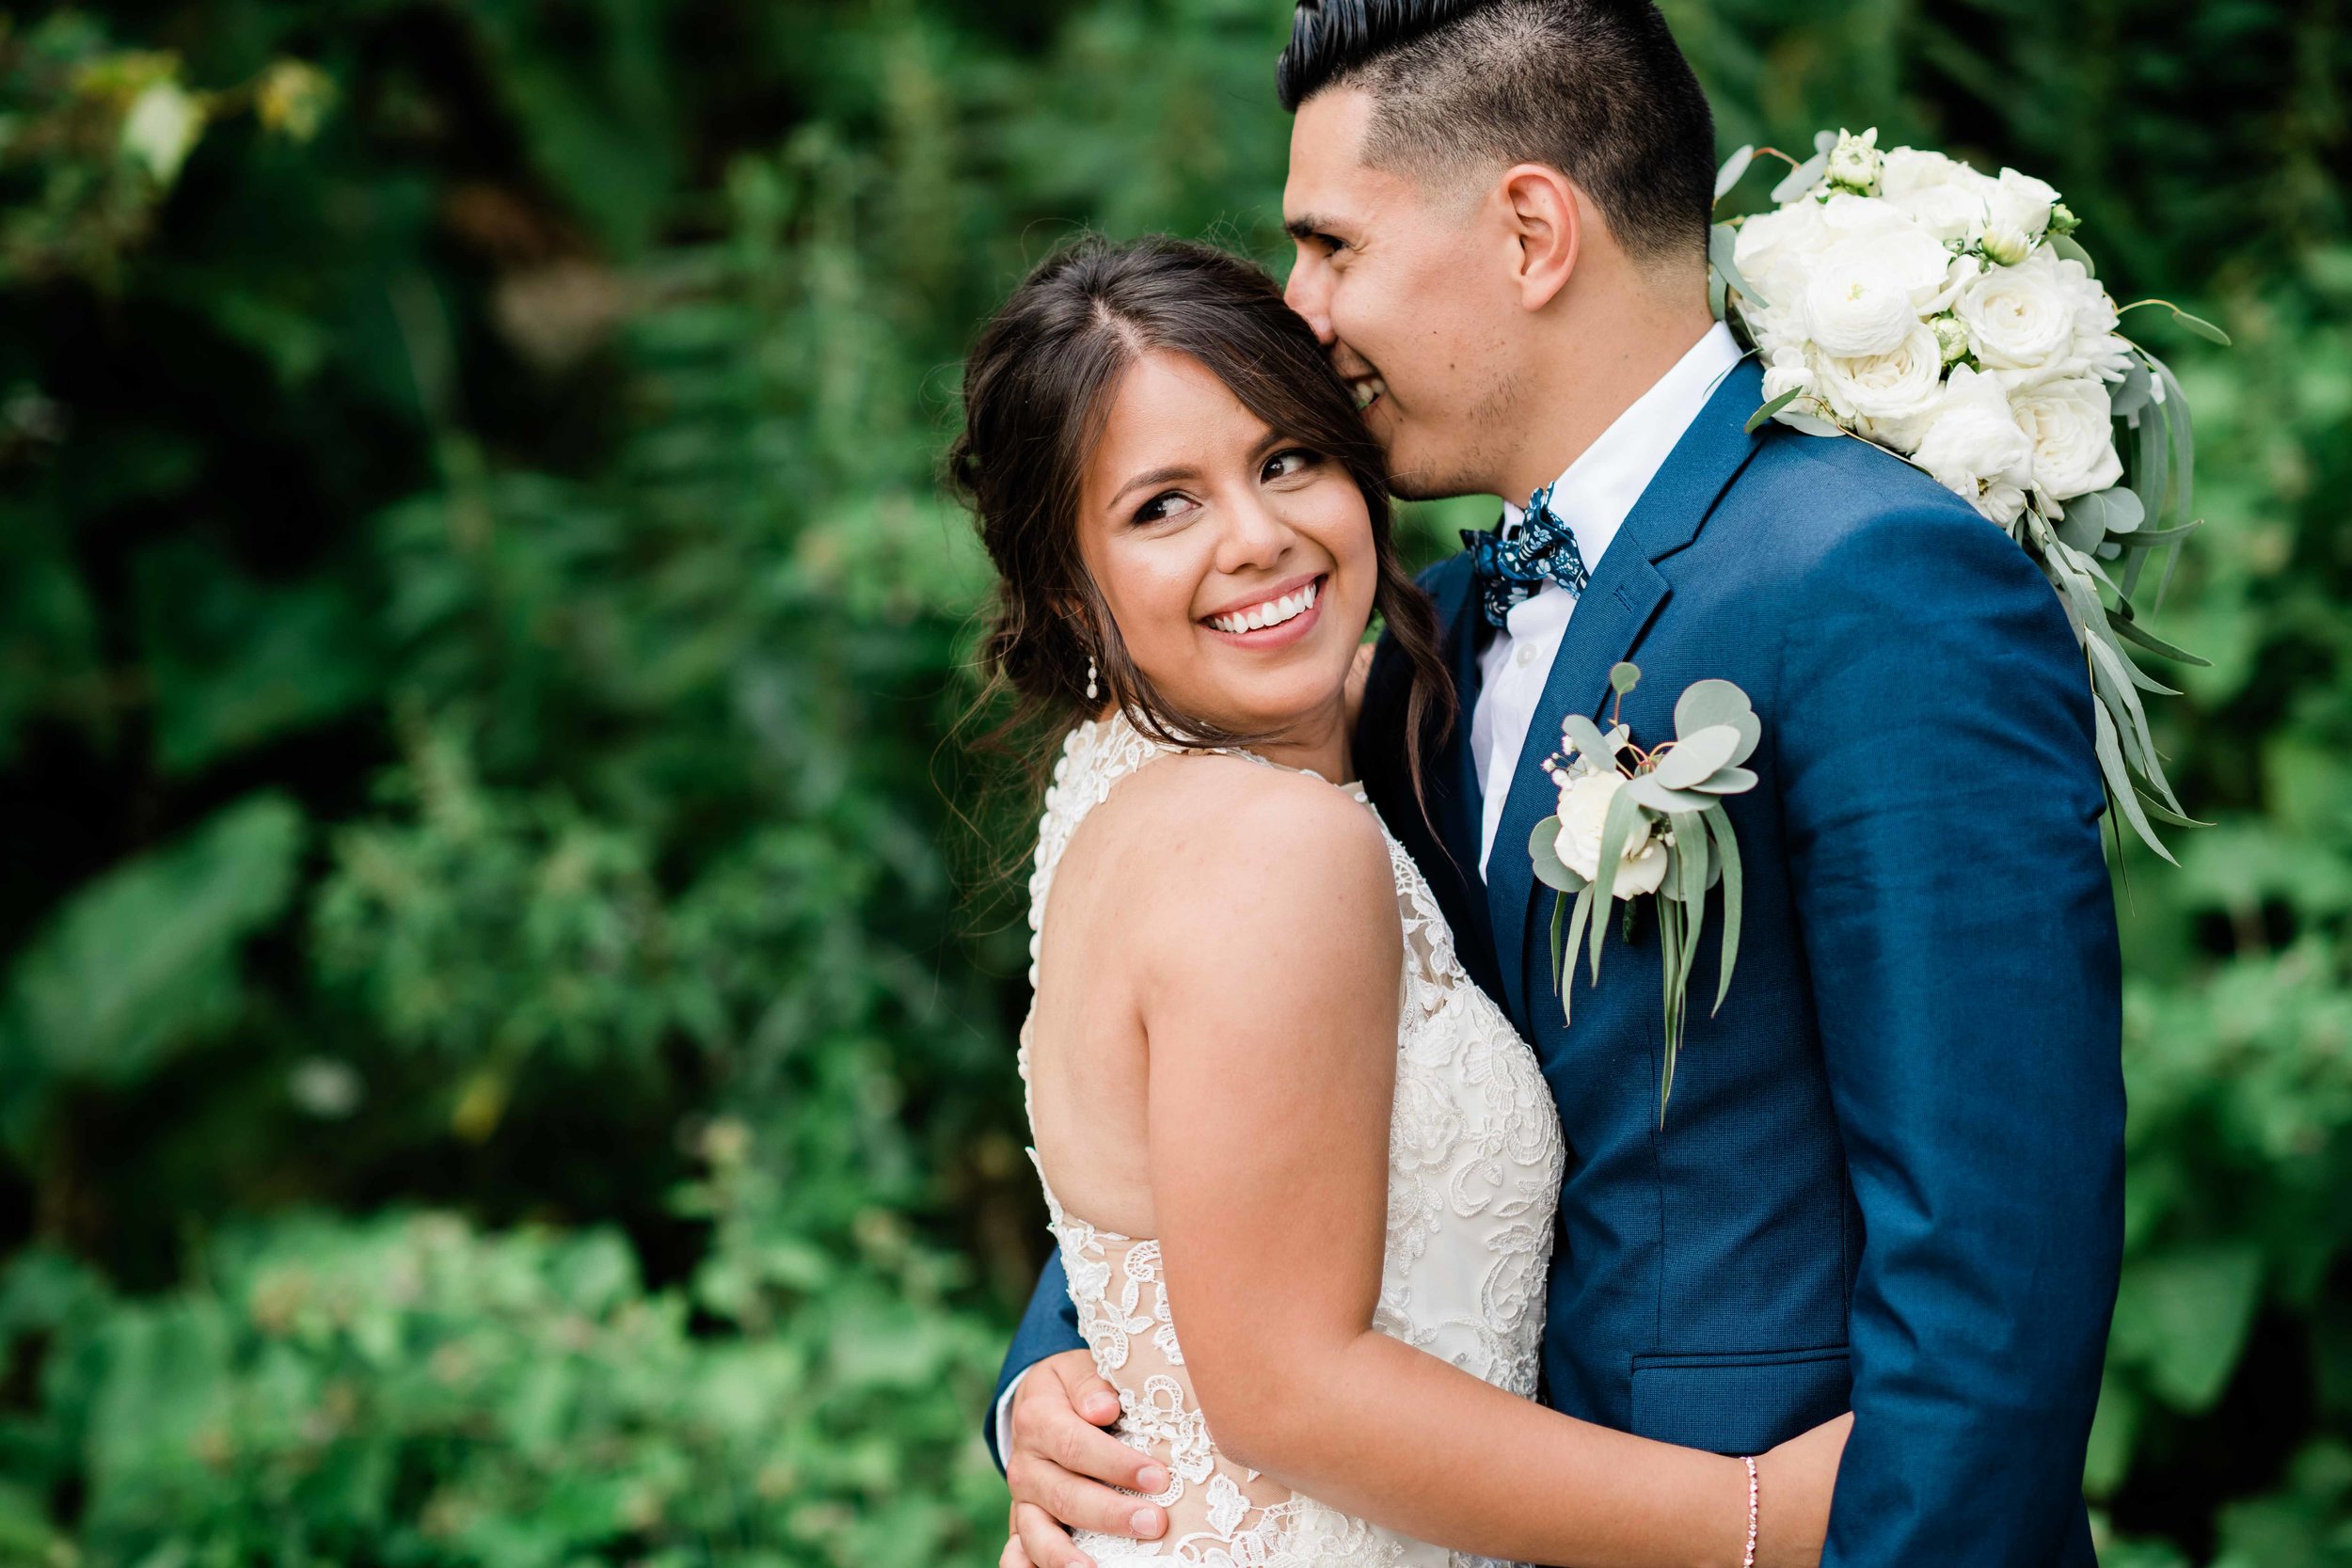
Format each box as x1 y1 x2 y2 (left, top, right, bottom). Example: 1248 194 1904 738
1075 349 1376 739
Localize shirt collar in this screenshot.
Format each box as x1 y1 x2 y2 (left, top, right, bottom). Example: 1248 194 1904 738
1500 321 1745 569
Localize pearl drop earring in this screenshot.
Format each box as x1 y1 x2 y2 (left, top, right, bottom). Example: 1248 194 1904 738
1086 657 1099 702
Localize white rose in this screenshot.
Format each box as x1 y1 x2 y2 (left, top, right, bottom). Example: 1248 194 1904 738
2012 376 2124 503
1878 147 1965 201
1761 343 1816 404
1552 770 1670 900
1731 201 1832 311
1815 321 1947 439
1912 366 2037 525
1955 249 2076 375
1891 186 1983 249
1979 167 2059 265
2049 256 2134 384
1818 194 1975 313
1799 239 1920 358
1826 127 1883 194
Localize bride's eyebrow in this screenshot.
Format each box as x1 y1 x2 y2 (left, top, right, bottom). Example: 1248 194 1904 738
1108 464 1195 509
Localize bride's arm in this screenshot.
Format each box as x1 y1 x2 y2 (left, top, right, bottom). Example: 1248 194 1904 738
1136 771 1838 1568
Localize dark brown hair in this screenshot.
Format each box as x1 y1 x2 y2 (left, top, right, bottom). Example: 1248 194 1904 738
1276 0 1716 267
946 234 1453 792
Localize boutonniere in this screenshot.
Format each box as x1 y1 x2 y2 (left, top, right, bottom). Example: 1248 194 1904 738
1528 663 1762 1121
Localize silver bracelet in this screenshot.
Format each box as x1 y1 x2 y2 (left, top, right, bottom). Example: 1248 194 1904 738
1742 1454 1760 1568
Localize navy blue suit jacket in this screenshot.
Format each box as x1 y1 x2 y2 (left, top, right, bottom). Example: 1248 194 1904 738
989 358 2124 1566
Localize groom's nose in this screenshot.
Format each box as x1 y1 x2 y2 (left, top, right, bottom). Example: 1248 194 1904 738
1283 257 1336 347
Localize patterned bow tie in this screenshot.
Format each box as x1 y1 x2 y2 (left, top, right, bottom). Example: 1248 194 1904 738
1462 481 1590 629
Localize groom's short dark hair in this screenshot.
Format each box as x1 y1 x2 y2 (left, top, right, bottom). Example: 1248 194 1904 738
1277 0 1716 265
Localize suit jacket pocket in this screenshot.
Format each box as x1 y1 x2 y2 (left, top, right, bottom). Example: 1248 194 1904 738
1629 1346 1851 1455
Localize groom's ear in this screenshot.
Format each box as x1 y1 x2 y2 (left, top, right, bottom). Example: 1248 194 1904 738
1496 164 1581 313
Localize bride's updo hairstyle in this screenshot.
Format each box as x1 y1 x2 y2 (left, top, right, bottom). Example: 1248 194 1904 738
948 235 1453 782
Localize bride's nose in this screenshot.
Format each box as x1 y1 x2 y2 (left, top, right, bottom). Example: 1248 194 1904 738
1212 490 1292 576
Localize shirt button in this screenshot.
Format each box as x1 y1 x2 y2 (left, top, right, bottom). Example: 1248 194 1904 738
1515 642 1538 667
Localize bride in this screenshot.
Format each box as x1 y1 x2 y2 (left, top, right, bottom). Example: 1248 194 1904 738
951 235 1850 1568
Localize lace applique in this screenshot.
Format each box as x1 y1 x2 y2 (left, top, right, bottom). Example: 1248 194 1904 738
1023 714 1566 1567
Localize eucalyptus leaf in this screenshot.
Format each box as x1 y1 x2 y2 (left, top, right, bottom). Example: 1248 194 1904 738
1714 145 1755 201
1549 892 1566 993
2094 705 2178 864
2135 375 2170 530
1656 725 1740 789
2050 231 2097 277
1561 884 1597 1025
1562 713 1610 766
1529 816 1587 893
1710 224 1768 310
2117 519 2202 549
2055 498 2108 555
1771 151 1826 204
1673 678 1754 741
1626 774 1714 815
2110 359 2153 420
1588 785 1642 981
1686 765 1759 796
2106 609 2210 666
1744 388 1804 435
2154 355 2192 545
1703 805 1744 1013
2164 306 2232 345
2136 792 2213 830
1609 662 1642 697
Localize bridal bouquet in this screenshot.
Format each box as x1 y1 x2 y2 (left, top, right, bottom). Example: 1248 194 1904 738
1708 129 2223 862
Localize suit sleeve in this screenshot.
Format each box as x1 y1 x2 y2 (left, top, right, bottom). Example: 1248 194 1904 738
1774 499 2124 1564
983 1251 1084 1471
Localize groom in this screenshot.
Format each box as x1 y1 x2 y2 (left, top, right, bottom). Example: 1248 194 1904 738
992 3 2124 1564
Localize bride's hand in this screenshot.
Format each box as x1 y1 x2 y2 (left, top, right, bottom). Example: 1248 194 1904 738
1754 1411 1852 1568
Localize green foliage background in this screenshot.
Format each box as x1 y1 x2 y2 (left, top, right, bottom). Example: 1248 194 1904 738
0 2 2344 1563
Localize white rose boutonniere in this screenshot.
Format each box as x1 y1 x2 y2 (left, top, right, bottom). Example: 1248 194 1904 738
1531 663 1761 1122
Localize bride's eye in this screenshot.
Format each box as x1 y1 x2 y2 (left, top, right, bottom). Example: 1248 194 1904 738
1133 490 1198 526
1261 448 1320 484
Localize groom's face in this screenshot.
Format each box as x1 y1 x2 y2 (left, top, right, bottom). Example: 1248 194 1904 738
1282 88 1521 500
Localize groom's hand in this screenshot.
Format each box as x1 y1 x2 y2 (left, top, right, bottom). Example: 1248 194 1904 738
1004 1348 1168 1568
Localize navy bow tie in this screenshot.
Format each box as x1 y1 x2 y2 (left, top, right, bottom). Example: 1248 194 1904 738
1462 482 1590 629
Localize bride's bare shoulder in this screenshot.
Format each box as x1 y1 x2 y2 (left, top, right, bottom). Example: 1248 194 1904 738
1096 751 1397 968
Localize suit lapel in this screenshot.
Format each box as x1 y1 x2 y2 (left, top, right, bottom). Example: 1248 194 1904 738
1484 358 1771 1027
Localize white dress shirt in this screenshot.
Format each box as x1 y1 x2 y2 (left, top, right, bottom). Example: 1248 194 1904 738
996 319 1745 1459
1471 321 1743 879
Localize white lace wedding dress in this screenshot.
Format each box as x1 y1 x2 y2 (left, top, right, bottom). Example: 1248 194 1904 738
1020 713 1566 1567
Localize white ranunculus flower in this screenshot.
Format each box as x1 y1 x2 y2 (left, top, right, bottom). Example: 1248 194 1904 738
1732 201 1833 311
1955 249 2076 375
1827 126 1883 194
1912 366 2038 525
1552 770 1670 900
1800 240 1920 358
1816 322 1947 436
2013 376 2124 503
1978 167 2060 265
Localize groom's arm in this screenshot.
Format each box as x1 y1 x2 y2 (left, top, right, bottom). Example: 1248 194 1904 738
986 1254 1085 1469
1776 494 2124 1565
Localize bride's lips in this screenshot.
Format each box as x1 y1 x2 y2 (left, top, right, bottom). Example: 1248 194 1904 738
1200 573 1328 650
